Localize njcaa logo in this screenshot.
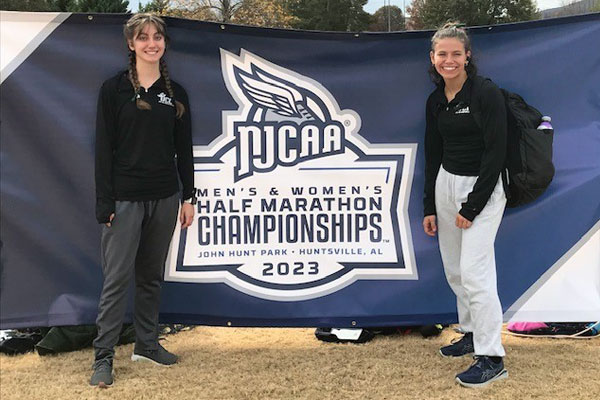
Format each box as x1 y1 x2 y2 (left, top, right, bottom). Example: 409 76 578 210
157 92 174 107
165 49 417 301
232 64 347 181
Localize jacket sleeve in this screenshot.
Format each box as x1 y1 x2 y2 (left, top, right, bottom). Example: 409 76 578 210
95 82 116 224
174 87 194 201
423 95 443 217
459 80 507 221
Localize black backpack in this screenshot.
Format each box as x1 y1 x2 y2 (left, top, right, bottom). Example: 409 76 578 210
472 78 555 208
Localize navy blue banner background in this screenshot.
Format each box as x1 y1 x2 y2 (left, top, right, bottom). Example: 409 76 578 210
1 13 599 328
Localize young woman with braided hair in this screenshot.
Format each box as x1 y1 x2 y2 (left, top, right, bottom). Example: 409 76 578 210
91 13 195 387
423 23 508 387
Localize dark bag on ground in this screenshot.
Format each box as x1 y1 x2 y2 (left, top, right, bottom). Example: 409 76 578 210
35 324 136 355
0 328 48 355
315 328 375 343
314 325 444 343
472 77 555 207
34 324 191 355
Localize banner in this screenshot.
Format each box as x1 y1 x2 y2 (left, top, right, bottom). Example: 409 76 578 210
1 11 599 328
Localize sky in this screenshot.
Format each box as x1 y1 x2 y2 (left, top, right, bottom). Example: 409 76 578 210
132 0 567 14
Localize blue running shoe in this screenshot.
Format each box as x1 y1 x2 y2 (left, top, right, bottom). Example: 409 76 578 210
439 332 474 357
455 356 508 388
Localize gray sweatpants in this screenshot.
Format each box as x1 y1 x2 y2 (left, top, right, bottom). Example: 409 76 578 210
93 194 179 362
435 167 506 357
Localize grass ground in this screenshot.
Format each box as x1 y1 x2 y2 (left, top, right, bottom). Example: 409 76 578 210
1 326 598 400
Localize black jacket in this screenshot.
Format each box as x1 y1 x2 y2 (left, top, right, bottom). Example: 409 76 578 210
423 75 507 221
95 71 194 224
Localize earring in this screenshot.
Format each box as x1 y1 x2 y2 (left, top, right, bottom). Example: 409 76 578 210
465 61 469 66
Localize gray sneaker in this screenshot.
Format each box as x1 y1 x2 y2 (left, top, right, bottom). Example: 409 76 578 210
131 343 178 366
90 359 113 387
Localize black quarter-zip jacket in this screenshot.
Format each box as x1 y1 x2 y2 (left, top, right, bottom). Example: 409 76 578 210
423 76 507 221
95 71 194 224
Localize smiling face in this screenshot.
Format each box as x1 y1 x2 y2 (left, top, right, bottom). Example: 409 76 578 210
430 37 470 84
128 22 165 65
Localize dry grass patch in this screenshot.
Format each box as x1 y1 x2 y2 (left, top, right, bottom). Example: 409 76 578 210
1 326 598 399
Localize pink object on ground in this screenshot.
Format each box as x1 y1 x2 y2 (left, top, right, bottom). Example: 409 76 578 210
507 322 549 332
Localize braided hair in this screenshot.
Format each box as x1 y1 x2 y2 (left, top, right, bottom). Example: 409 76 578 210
123 13 185 118
127 51 152 111
160 58 185 118
428 22 478 86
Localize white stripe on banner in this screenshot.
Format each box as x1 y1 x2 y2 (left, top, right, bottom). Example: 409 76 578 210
506 219 600 322
0 11 70 84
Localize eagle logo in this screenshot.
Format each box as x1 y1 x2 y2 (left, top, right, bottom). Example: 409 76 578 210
222 49 360 182
234 64 330 123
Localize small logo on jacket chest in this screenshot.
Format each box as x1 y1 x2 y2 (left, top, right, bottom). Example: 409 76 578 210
454 106 470 114
157 92 174 107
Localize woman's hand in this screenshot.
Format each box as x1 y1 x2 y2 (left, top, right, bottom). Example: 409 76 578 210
105 213 115 227
455 213 472 229
180 203 195 229
423 215 437 236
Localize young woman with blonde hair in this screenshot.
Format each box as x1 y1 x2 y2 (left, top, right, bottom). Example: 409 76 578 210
423 23 508 388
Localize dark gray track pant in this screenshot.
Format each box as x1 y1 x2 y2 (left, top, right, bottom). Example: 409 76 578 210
93 194 179 362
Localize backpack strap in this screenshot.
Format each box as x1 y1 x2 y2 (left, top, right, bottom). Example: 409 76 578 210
469 75 489 128
469 76 511 200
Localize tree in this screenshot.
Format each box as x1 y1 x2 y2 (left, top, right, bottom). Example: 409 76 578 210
52 0 77 10
167 0 217 20
77 0 129 12
0 0 125 11
0 0 54 11
233 0 297 28
551 0 600 16
166 0 242 22
164 0 296 27
368 5 405 31
407 0 538 30
211 0 242 22
139 0 170 13
498 0 539 23
288 0 371 32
